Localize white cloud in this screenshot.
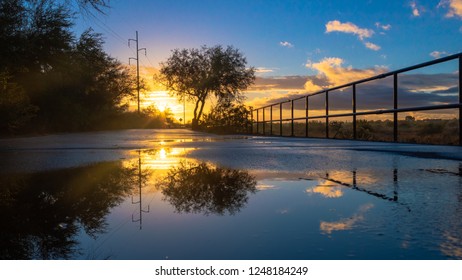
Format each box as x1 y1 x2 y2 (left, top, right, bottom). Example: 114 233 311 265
430 51 448 58
364 42 381 51
279 41 294 48
255 67 276 74
375 22 392 31
440 0 462 18
410 1 422 17
325 20 374 40
326 20 381 51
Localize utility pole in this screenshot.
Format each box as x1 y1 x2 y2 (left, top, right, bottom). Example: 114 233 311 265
129 31 146 114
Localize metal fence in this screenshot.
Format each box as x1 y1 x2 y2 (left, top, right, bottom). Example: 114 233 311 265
251 53 462 145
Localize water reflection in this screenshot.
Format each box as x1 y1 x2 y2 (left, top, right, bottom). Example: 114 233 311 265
158 161 257 215
131 151 150 230
320 203 374 234
307 169 403 204
0 162 139 259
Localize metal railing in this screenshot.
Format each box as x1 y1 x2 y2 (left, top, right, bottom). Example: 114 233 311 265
251 53 462 145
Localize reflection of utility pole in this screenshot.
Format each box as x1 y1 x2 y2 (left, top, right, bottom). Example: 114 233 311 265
132 150 150 230
129 31 146 114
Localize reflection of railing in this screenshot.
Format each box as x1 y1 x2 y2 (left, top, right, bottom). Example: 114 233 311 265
312 169 411 212
251 53 462 145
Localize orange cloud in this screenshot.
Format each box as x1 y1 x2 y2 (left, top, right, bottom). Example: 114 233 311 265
306 181 344 198
325 20 374 40
304 57 388 92
442 0 462 18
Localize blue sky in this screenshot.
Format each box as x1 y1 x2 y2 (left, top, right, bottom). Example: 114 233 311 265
75 0 462 115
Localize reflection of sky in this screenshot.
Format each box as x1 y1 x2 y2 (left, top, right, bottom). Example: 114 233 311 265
3 130 462 259
320 203 374 234
306 181 344 198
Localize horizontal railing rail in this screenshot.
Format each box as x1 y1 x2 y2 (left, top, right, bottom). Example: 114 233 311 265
250 52 462 145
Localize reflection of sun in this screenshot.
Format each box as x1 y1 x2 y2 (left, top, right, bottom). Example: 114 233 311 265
124 148 194 171
141 148 192 170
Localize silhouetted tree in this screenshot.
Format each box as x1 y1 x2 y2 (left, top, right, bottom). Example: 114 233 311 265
201 101 252 134
159 45 255 129
159 161 257 215
0 73 38 132
0 161 138 259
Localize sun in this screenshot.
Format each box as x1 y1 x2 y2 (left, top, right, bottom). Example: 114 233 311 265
141 90 184 114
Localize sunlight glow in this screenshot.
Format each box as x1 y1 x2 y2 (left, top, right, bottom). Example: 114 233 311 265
142 91 183 114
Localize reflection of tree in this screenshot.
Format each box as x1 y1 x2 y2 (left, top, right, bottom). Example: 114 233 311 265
0 162 139 259
160 162 257 215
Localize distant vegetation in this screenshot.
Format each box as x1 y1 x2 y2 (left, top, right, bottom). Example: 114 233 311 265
0 0 171 135
256 118 459 145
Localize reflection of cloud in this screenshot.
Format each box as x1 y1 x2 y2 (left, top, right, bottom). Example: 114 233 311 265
306 181 344 198
325 20 374 40
320 204 374 234
440 232 462 258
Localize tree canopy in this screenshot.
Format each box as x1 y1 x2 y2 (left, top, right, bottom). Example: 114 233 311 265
0 0 147 133
159 45 255 129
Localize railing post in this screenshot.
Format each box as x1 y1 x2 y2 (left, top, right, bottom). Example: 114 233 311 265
393 73 398 142
262 107 266 135
291 100 294 136
279 103 283 136
305 96 309 138
325 91 329 138
270 105 273 136
256 109 259 134
251 110 254 134
459 55 462 146
352 84 357 140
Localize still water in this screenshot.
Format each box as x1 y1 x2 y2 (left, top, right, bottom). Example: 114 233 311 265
1 129 461 259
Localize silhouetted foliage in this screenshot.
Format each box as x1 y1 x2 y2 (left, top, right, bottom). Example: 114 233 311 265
159 161 257 215
159 45 255 129
0 73 38 132
201 101 252 134
0 0 142 134
0 161 138 259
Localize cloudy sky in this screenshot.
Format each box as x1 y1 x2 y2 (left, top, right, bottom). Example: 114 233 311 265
75 0 462 118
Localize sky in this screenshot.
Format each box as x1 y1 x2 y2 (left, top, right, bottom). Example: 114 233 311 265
74 0 462 120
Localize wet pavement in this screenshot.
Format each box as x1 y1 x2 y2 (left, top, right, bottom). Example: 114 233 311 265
1 129 461 259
